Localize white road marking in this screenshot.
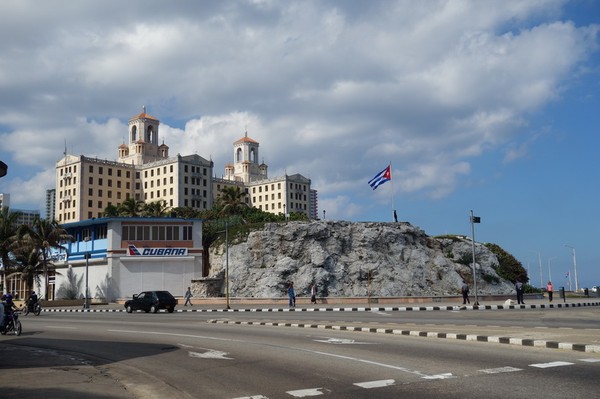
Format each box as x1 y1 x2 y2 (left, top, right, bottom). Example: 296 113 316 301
44 326 78 329
479 367 523 374
189 349 233 360
578 358 600 363
421 373 455 380
232 396 269 399
353 379 395 389
286 388 324 397
313 337 371 345
370 310 391 316
111 329 435 378
530 361 574 368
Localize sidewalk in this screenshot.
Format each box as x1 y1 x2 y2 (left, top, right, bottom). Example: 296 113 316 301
2 298 599 398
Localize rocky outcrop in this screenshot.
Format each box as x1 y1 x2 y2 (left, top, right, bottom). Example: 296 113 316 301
207 221 514 298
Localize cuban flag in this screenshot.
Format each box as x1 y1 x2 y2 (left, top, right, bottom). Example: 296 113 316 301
368 164 392 190
565 271 570 279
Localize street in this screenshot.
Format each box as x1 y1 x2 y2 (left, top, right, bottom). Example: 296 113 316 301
1 306 599 398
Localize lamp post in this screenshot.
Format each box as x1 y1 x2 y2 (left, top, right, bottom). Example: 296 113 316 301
84 236 90 310
225 219 230 310
547 257 556 282
323 210 326 220
529 251 543 288
469 210 481 306
565 245 579 292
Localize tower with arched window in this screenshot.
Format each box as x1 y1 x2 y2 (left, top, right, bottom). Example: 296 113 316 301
229 132 267 183
118 106 169 165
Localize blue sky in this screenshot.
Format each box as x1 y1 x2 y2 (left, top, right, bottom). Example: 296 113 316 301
0 1 598 289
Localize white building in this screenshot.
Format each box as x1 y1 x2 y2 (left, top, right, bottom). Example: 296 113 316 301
50 216 204 302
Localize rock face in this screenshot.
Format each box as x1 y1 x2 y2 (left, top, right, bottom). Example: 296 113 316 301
207 221 514 298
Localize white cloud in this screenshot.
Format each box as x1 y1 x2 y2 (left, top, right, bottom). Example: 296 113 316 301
0 0 597 221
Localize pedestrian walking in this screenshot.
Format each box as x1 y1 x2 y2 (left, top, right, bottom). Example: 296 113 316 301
310 283 317 305
288 282 296 307
184 287 193 306
515 280 525 304
546 281 554 302
461 281 470 304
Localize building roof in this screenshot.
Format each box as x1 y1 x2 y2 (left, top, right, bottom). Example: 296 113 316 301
234 134 258 145
62 216 204 229
129 112 158 121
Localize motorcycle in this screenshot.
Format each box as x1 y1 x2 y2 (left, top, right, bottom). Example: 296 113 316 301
1 311 22 336
22 301 42 316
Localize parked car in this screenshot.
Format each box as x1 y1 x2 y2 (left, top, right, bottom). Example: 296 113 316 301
124 291 178 313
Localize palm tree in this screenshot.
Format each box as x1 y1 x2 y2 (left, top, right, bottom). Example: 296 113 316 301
216 186 248 216
0 207 19 294
103 204 120 217
142 200 170 217
118 198 143 217
16 217 73 300
11 242 42 296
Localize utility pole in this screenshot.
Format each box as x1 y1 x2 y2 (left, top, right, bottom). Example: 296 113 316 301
565 245 579 292
470 210 481 306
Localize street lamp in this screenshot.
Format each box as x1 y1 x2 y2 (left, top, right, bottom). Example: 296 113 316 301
565 245 579 292
225 219 230 310
469 210 481 306
323 210 326 220
84 236 90 310
529 251 543 288
547 257 556 282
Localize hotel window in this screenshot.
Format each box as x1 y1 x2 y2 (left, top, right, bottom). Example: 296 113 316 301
89 165 93 173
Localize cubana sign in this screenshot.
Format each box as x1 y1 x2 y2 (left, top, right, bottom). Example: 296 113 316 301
128 244 188 257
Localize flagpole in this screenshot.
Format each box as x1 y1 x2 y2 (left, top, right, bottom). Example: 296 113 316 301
390 162 395 221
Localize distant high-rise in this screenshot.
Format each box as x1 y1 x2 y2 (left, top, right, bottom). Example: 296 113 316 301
46 189 56 221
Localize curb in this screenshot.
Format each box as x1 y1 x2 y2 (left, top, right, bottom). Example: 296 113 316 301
207 319 600 354
42 301 600 313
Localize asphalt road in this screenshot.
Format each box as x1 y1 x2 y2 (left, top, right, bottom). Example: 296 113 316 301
2 307 599 398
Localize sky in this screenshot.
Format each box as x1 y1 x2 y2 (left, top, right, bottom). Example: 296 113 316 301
0 1 598 289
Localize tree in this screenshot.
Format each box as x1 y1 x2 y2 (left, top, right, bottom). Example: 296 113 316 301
16 217 73 300
485 243 528 284
215 186 248 216
142 200 170 217
103 204 120 217
118 198 143 217
0 207 19 294
11 242 42 296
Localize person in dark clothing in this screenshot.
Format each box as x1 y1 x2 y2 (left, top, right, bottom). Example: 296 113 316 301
515 280 525 304
288 282 296 308
461 281 470 304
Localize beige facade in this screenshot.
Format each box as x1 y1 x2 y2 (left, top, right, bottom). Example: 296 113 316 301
214 132 314 218
55 110 213 223
54 109 316 223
